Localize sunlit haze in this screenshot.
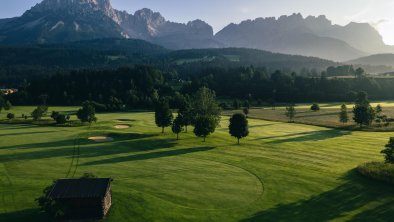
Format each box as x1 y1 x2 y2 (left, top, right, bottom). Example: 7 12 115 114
1 0 394 45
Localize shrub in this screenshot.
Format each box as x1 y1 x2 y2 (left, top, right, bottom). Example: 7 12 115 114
55 114 67 125
51 111 60 120
357 162 394 185
31 106 48 121
310 103 320 111
243 107 249 116
36 181 66 219
219 102 229 110
229 113 249 144
381 137 394 163
77 101 97 124
7 113 15 120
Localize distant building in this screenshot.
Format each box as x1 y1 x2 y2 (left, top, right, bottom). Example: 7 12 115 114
1 88 18 95
48 178 113 219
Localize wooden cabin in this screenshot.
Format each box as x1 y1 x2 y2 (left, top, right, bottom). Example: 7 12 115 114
48 178 113 219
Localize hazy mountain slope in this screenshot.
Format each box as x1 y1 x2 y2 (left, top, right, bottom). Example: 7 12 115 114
303 16 391 54
215 14 367 61
347 54 394 68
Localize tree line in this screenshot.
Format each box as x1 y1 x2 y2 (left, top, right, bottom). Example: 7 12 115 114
5 65 394 109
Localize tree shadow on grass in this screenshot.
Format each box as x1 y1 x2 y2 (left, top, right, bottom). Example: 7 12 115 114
83 146 214 166
0 124 40 131
0 133 170 163
248 123 279 128
0 130 56 137
295 111 339 118
260 129 351 144
1 133 153 150
242 170 394 222
0 208 50 222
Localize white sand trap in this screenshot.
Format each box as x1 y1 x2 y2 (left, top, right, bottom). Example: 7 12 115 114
88 136 114 142
114 125 130 129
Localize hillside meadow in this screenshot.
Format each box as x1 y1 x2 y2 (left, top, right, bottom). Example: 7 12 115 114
223 102 394 131
1 107 394 221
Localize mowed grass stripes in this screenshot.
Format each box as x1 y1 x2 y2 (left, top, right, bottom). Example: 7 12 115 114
0 107 394 221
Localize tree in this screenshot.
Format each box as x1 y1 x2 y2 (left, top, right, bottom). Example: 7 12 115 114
55 114 67 125
243 107 249 117
155 100 173 133
51 111 60 121
193 116 216 142
310 103 320 112
376 104 383 115
172 115 184 140
355 67 365 78
77 101 97 124
229 113 249 145
4 100 11 111
339 104 349 125
243 100 250 109
192 87 221 128
353 105 375 127
353 92 375 127
178 96 193 133
233 99 240 110
0 95 5 113
31 106 48 121
7 113 15 120
375 104 384 127
285 106 296 122
381 137 394 164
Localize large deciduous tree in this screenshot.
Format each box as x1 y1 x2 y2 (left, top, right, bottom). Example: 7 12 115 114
352 92 375 127
31 105 48 121
381 137 394 164
192 87 221 127
155 100 173 133
191 87 222 141
77 101 97 124
193 116 217 142
339 104 349 125
285 105 296 122
229 113 249 145
172 115 184 140
178 97 193 133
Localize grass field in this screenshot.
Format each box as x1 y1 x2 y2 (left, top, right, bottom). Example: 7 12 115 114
1 107 394 221
223 102 394 131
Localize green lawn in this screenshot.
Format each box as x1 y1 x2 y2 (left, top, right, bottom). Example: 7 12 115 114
1 107 394 221
223 103 394 131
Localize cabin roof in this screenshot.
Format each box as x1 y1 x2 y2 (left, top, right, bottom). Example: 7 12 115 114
49 178 112 199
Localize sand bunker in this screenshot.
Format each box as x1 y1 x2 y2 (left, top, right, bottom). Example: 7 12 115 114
88 136 114 142
114 125 130 129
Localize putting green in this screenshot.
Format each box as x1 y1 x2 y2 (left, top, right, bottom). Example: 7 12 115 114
129 157 263 210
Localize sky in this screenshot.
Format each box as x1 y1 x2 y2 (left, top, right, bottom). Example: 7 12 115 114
1 0 394 45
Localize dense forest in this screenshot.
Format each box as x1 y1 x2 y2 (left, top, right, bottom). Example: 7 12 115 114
6 65 394 109
0 38 342 86
2 38 394 108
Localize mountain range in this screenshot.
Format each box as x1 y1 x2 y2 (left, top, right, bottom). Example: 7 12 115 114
0 0 393 62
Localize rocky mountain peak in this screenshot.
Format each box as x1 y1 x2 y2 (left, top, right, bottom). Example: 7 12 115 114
134 8 166 26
